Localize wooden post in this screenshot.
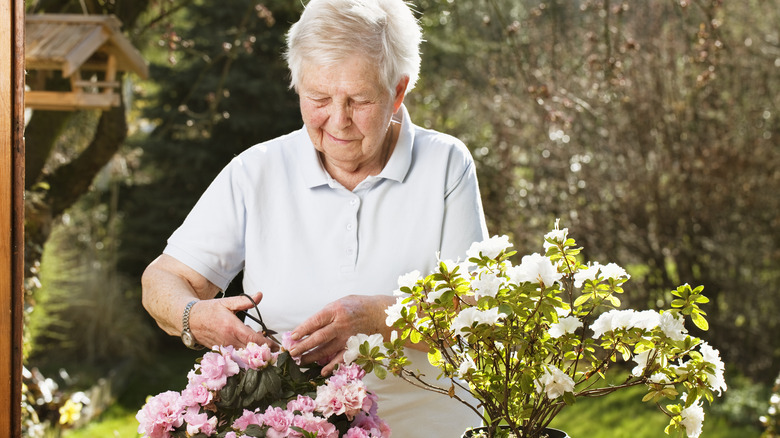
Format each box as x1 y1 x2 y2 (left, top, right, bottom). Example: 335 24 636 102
1 0 25 435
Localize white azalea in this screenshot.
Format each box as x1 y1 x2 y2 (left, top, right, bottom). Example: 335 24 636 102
535 365 575 399
631 350 655 376
659 311 688 341
450 307 505 334
457 355 477 378
343 333 385 364
548 316 583 338
472 271 504 299
385 297 408 327
507 253 562 287
426 288 449 303
397 270 421 290
543 226 568 251
573 262 601 288
698 342 727 395
600 262 630 281
466 235 512 260
680 402 705 438
632 310 662 332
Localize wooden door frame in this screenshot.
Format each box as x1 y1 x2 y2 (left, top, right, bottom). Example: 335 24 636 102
2 0 26 436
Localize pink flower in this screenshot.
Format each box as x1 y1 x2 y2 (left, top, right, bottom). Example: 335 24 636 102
180 383 213 408
232 409 263 431
290 412 338 438
136 391 186 438
315 377 368 420
345 428 371 438
190 350 240 391
184 408 217 436
350 411 391 438
333 363 367 382
287 395 317 414
281 332 302 364
236 342 275 369
262 406 294 438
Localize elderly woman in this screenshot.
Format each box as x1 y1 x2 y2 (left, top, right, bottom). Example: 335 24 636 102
141 0 487 435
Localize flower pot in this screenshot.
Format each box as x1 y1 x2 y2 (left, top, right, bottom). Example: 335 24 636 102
461 426 569 438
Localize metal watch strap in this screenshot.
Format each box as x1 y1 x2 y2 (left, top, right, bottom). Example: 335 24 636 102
182 300 204 349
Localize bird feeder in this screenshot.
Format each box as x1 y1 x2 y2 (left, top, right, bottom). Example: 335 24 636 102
24 14 149 111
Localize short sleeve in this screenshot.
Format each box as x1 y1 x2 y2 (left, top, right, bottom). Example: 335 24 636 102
163 156 249 290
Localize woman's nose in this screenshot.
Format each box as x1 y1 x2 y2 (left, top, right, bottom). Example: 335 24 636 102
330 103 352 129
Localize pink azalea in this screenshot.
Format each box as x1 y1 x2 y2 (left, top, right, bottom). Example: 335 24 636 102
136 391 186 438
290 412 339 438
315 378 368 420
350 411 391 438
344 427 371 438
232 409 263 431
180 382 213 408
287 395 317 414
236 342 275 369
262 406 294 438
333 363 366 382
184 408 218 436
281 332 303 364
191 350 240 391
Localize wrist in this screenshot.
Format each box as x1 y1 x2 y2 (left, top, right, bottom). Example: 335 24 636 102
181 300 205 350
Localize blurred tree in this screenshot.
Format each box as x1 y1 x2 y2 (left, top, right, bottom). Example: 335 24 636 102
117 0 303 288
407 0 779 381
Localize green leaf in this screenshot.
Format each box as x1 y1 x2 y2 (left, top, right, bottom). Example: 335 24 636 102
374 365 387 380
410 330 422 344
428 349 443 366
691 312 709 331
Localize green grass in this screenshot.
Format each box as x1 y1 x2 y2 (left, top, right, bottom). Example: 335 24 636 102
549 382 761 438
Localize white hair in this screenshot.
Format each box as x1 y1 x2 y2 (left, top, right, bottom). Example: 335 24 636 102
285 0 423 94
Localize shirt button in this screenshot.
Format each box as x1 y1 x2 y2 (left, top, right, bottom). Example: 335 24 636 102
347 224 355 231
350 199 358 206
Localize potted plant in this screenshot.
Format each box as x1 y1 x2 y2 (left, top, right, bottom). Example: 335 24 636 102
136 338 390 438
347 221 726 438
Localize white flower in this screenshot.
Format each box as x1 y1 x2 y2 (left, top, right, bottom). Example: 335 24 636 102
466 235 512 260
591 309 635 338
507 253 562 287
397 270 421 290
343 333 385 364
631 350 655 377
535 365 575 399
600 262 630 281
385 297 409 327
548 316 583 338
649 373 670 384
543 226 568 251
631 310 661 332
450 307 505 334
680 402 705 438
659 311 688 341
457 355 477 378
698 342 727 395
426 288 449 303
573 262 601 288
472 271 504 299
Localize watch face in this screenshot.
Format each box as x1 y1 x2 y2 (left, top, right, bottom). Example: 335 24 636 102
182 330 195 347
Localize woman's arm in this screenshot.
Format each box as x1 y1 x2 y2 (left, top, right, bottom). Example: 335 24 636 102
142 254 273 349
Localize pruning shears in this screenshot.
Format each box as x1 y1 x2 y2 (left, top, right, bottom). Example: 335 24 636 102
236 293 280 344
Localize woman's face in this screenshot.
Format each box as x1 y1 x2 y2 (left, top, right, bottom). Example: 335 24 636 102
298 57 407 175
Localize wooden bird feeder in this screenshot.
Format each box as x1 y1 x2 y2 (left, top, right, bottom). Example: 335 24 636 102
24 14 149 111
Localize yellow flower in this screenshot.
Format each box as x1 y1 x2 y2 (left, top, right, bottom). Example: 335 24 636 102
58 399 82 425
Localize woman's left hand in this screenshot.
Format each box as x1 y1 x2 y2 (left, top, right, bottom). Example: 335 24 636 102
288 294 395 375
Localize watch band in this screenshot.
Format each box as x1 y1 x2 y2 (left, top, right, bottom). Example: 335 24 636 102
181 300 204 350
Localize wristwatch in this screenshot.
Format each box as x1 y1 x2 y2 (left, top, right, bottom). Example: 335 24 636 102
181 300 204 350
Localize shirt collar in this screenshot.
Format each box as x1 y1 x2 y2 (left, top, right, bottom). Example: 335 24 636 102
298 103 415 189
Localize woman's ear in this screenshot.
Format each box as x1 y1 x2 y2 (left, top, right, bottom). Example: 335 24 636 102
392 76 410 112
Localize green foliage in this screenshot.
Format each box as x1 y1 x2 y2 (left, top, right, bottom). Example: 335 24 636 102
406 0 780 384
118 0 304 281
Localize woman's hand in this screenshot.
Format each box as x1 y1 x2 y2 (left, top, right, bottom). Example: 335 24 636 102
188 291 277 350
288 294 395 375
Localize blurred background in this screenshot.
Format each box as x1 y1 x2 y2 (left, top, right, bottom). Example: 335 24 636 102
19 0 779 437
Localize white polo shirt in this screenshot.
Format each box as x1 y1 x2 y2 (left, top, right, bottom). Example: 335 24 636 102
164 104 488 436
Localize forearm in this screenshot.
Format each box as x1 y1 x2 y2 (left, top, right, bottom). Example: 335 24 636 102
141 254 220 337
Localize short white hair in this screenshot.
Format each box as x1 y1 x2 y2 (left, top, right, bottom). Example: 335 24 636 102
285 0 422 94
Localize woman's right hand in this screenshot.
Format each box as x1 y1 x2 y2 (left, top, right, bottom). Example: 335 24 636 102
187 291 277 350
